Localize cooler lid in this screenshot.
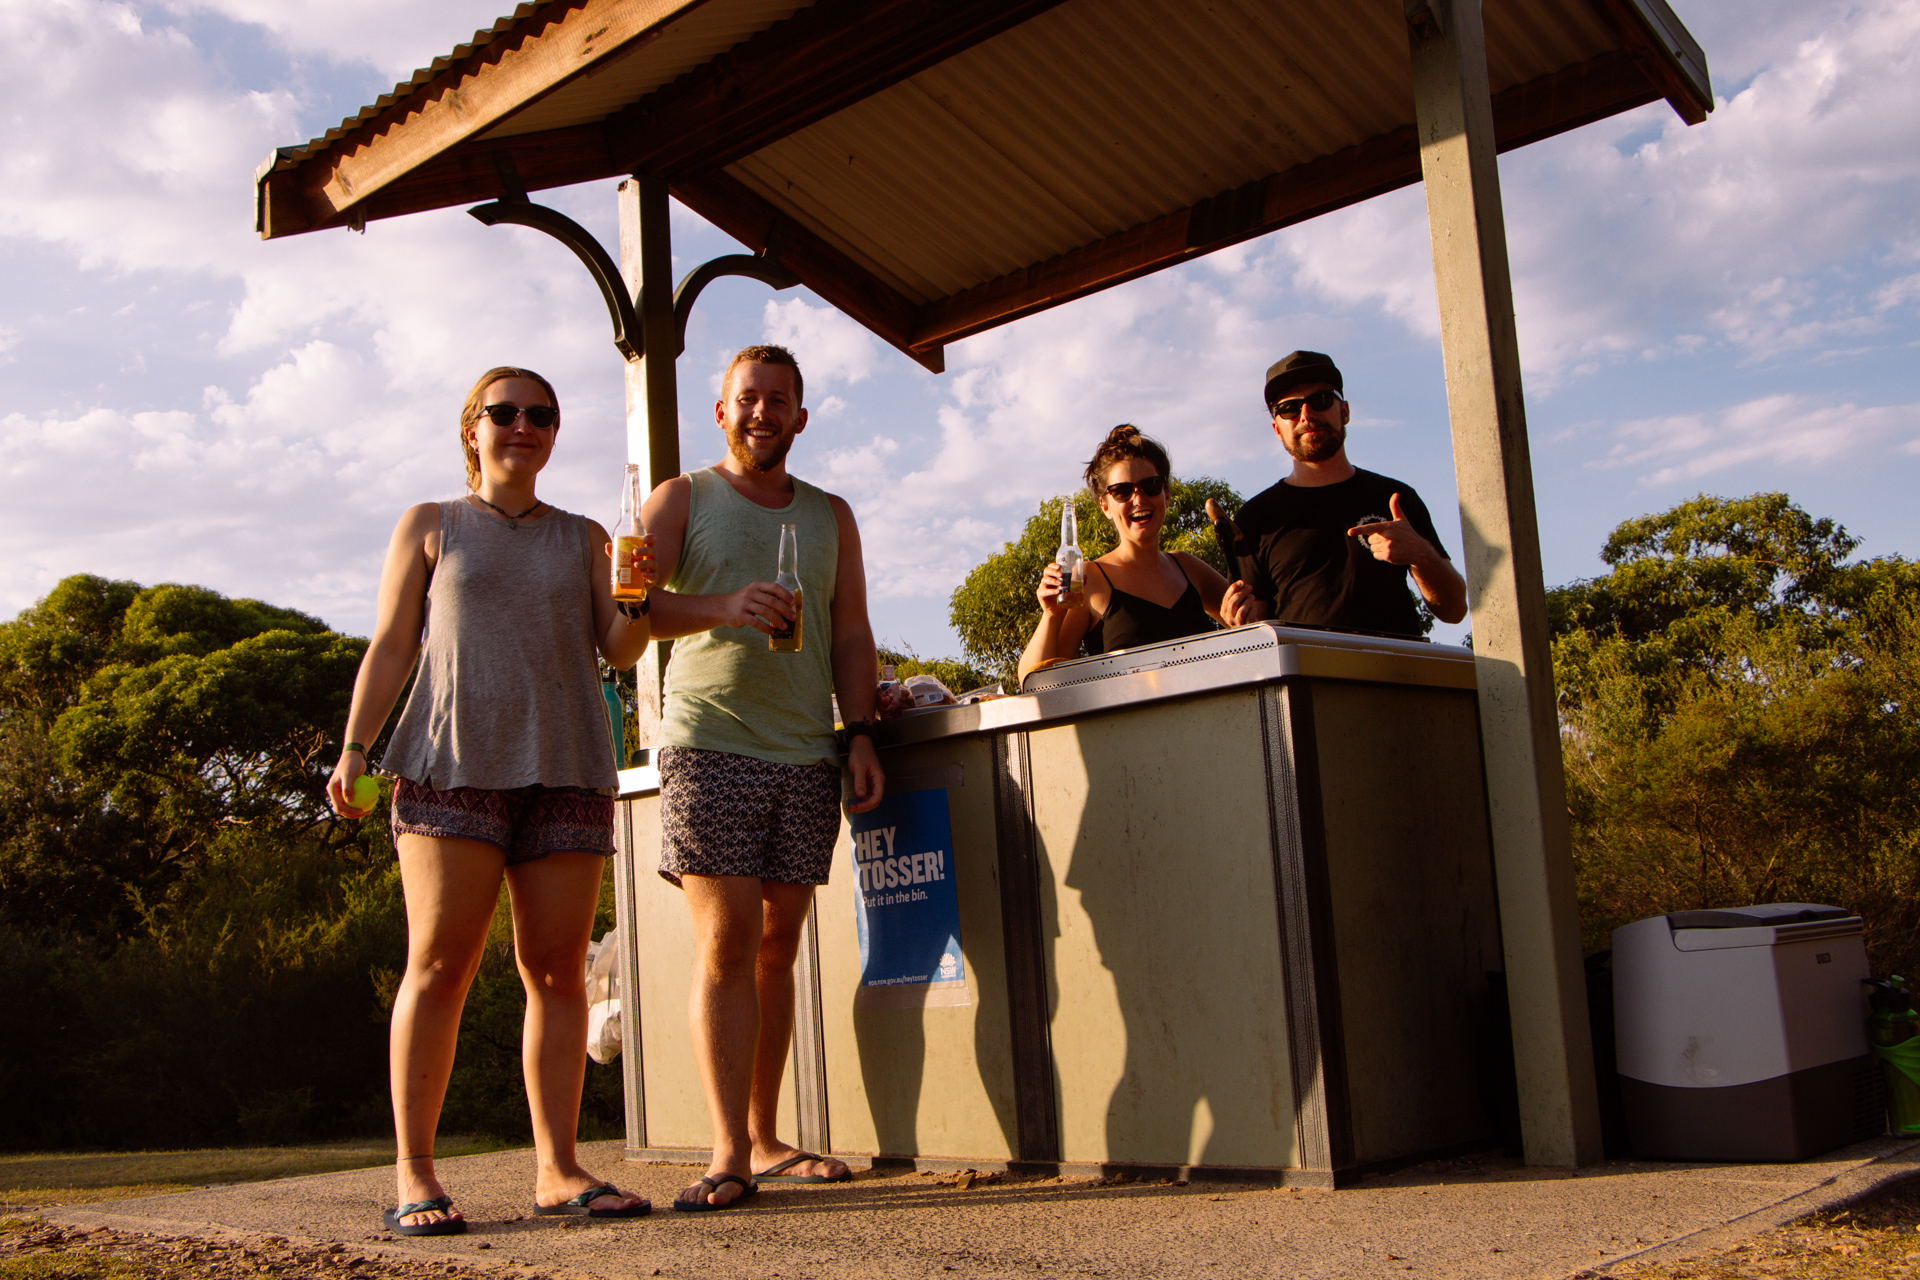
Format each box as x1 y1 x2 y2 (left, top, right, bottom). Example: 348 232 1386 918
1666 903 1849 929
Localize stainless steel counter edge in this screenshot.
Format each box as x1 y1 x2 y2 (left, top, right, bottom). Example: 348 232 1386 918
876 633 1478 749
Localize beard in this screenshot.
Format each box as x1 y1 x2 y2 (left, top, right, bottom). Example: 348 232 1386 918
727 425 794 473
1285 420 1346 462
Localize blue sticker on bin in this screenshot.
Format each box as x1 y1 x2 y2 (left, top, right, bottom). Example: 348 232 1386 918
848 788 968 1008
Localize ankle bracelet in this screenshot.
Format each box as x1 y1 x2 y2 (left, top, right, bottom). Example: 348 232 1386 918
397 1154 433 1162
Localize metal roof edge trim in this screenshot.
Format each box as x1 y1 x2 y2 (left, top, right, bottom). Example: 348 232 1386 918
1618 0 1712 113
263 3 548 175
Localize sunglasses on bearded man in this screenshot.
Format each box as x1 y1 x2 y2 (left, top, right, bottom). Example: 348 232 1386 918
1269 389 1344 420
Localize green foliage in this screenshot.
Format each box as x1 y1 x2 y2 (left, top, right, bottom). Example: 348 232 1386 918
1556 495 1920 977
0 819 406 1149
949 477 1241 682
0 576 368 940
1547 492 1862 644
0 574 628 1151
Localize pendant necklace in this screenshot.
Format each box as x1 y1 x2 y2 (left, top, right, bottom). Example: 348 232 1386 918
472 493 543 530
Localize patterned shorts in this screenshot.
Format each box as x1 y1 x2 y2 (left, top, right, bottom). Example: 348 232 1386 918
656 746 843 887
390 778 616 865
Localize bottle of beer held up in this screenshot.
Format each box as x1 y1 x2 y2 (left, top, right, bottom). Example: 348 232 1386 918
611 462 649 603
1056 498 1086 609
769 522 803 653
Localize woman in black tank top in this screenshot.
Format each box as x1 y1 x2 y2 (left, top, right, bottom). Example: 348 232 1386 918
1018 426 1235 686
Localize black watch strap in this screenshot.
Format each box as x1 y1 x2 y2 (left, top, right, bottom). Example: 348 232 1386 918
617 597 650 619
839 719 877 753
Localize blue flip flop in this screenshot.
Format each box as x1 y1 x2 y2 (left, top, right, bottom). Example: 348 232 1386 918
382 1196 466 1236
533 1183 651 1218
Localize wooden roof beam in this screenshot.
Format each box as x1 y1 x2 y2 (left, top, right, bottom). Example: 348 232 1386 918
673 169 945 374
909 50 1668 353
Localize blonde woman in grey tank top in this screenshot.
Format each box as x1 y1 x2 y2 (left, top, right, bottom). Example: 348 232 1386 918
327 368 655 1235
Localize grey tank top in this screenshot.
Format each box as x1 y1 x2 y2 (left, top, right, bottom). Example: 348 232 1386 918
381 499 617 791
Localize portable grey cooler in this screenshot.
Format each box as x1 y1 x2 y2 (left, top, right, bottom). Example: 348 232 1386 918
1612 904 1884 1161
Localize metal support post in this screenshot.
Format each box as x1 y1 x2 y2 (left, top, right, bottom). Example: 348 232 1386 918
617 176 681 743
1406 0 1602 1167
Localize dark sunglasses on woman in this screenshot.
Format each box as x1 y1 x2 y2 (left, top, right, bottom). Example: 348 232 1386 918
479 403 559 429
1103 475 1167 501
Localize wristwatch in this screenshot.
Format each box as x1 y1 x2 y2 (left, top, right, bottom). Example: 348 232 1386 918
838 719 877 753
617 598 650 619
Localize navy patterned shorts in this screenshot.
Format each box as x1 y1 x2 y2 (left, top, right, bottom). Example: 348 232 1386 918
657 746 843 887
390 778 616 865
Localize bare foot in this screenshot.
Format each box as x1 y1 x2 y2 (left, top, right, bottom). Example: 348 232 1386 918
675 1170 754 1209
394 1159 462 1229
534 1165 647 1214
751 1145 850 1181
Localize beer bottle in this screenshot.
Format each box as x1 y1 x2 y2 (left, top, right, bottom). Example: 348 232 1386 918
611 462 649 603
1056 498 1085 609
769 522 803 652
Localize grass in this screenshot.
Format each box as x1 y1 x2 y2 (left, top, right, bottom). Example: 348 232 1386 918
0 1136 516 1209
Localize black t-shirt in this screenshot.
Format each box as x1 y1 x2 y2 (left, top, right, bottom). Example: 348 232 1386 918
1233 468 1447 638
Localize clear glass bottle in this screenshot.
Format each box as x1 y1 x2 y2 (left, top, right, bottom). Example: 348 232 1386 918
1056 498 1085 608
611 462 649 602
769 522 803 653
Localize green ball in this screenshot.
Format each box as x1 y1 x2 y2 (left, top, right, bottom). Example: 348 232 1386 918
349 774 378 810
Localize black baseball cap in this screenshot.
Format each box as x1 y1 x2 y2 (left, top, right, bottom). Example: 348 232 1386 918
1264 351 1343 409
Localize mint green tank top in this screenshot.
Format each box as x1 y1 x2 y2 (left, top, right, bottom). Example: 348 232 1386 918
661 467 840 766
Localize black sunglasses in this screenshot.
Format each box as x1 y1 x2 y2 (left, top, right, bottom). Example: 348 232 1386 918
479 403 558 429
1270 388 1344 420
1103 475 1167 502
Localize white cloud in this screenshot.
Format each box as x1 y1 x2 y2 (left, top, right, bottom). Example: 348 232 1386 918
1590 395 1920 486
1265 0 1920 386
165 0 509 82
761 298 881 391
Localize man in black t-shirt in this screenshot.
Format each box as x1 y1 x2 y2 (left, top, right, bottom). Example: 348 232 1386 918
1221 351 1467 637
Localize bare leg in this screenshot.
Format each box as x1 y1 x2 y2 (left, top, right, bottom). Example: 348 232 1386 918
505 850 645 1212
390 834 505 1228
746 881 846 1180
682 874 767 1206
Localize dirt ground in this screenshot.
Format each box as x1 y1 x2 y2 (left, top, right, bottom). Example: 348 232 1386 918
1583 1174 1920 1279
3 1171 1918 1280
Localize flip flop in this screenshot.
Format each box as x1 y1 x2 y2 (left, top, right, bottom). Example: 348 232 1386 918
753 1152 852 1184
382 1196 466 1237
671 1174 757 1212
533 1183 651 1218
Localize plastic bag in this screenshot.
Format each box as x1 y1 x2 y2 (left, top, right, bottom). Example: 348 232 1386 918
585 930 622 1064
903 673 956 707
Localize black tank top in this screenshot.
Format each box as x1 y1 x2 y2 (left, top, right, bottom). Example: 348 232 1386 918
1083 557 1214 655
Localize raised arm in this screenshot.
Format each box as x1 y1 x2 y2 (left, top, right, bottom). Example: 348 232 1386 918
1016 561 1094 686
826 494 884 814
586 517 653 669
1347 492 1468 626
328 503 439 816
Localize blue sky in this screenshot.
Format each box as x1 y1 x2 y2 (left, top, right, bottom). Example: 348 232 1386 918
3 0 1916 657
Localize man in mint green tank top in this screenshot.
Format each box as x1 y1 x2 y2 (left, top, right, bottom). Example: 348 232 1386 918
641 344 885 1209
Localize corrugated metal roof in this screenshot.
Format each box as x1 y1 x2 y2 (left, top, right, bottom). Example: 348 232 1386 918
256 0 1709 361
473 0 814 141
264 3 544 174
260 0 812 176
720 0 1627 305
